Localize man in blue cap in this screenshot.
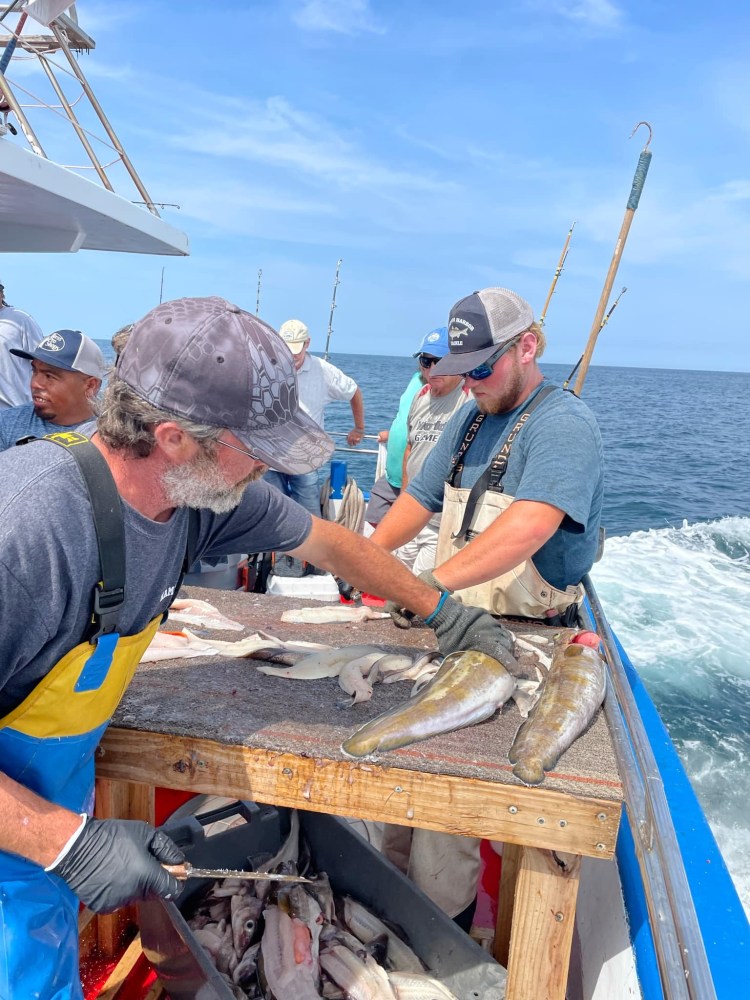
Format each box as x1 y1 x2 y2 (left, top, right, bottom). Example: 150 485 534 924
396 326 469 573
0 329 106 450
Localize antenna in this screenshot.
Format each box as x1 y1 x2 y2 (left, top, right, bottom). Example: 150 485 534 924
256 268 262 316
159 267 165 304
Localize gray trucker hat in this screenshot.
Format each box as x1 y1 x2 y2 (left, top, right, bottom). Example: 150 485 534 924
432 288 535 376
116 296 334 475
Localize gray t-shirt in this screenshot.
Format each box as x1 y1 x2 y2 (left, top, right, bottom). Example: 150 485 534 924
0 440 312 713
405 383 470 484
407 382 604 591
0 403 96 451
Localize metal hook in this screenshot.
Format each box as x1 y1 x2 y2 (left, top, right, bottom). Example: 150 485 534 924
629 121 652 150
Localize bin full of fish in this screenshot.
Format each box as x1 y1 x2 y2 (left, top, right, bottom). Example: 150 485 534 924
139 801 506 1000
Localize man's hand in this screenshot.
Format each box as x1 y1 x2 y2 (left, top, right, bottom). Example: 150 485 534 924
51 818 184 914
427 596 517 666
385 569 451 629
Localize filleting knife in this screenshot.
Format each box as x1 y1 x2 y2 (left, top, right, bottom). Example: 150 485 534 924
164 862 311 883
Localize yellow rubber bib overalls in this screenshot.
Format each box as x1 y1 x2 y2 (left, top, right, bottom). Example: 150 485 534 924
435 385 584 618
0 435 186 1000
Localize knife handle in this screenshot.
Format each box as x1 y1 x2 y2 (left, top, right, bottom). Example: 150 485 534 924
163 863 190 880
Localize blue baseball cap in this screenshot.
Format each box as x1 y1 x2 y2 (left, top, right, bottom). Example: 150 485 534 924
413 326 449 358
11 329 107 379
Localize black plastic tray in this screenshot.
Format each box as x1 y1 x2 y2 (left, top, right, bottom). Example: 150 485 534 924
139 801 506 999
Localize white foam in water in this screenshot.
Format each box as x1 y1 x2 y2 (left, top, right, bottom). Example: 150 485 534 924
591 516 750 917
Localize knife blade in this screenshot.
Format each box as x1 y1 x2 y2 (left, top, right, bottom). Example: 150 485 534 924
164 862 311 883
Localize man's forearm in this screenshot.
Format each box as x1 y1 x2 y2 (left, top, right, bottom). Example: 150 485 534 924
370 491 434 551
0 770 83 867
291 519 440 618
350 388 365 430
434 499 565 591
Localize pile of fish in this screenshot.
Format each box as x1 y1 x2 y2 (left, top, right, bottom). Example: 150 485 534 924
257 646 443 707
342 632 608 787
151 598 608 786
182 814 460 1000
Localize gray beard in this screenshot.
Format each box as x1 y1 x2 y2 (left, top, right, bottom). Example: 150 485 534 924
162 450 268 514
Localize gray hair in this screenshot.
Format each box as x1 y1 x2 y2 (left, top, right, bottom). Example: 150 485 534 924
110 323 134 360
96 376 222 457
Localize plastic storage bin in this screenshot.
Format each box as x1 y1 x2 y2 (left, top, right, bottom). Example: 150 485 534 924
139 800 506 1000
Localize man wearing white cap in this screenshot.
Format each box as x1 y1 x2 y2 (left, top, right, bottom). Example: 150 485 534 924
266 318 365 516
0 329 106 450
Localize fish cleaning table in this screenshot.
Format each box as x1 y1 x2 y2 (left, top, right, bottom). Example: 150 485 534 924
94 587 624 1000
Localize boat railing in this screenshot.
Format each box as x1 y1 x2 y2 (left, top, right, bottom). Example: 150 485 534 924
327 430 380 456
0 6 161 214
583 574 717 1000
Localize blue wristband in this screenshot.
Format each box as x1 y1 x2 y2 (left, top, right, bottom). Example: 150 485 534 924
424 590 450 625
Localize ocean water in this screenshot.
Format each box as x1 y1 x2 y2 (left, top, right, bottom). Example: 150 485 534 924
98 343 750 916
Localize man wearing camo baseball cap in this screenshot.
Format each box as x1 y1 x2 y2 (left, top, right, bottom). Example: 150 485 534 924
0 295 518 992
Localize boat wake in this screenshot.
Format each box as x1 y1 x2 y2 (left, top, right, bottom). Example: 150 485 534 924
591 515 750 918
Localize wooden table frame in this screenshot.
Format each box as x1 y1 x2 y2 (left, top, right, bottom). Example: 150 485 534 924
93 726 621 1000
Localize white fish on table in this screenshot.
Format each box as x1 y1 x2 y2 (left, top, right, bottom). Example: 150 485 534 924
140 629 220 662
280 606 390 624
141 628 331 665
257 645 387 681
168 598 245 631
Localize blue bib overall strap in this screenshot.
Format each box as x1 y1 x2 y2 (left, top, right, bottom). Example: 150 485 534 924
447 384 557 542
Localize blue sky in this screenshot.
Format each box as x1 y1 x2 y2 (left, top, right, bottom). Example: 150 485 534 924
3 0 750 371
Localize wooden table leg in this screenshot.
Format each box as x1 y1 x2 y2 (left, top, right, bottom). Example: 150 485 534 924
494 842 522 967
505 847 581 1000
92 778 154 959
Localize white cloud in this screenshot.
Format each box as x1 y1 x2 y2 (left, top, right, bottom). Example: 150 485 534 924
292 0 385 36
540 0 625 32
168 94 454 197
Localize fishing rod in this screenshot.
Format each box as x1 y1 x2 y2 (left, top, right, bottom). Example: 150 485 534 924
256 268 262 315
540 221 576 327
573 122 653 395
323 257 343 361
563 286 627 390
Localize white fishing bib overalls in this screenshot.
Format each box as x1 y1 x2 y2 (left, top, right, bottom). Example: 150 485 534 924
436 384 583 619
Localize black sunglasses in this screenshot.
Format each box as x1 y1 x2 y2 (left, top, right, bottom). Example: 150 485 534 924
460 334 522 380
417 354 441 369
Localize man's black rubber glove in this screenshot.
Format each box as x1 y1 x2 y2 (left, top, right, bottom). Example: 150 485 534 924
51 817 185 914
427 595 517 665
386 570 452 629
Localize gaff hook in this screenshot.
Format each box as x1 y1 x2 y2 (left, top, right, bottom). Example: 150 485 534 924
629 121 653 150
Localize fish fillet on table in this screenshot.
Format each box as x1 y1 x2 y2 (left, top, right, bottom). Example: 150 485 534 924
281 605 390 624
508 637 607 785
342 649 516 757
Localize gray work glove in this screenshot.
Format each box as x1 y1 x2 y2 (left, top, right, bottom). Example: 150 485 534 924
385 569 452 629
428 596 517 665
51 817 184 914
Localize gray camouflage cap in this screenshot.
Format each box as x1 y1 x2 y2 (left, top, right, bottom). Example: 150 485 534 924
116 296 334 475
